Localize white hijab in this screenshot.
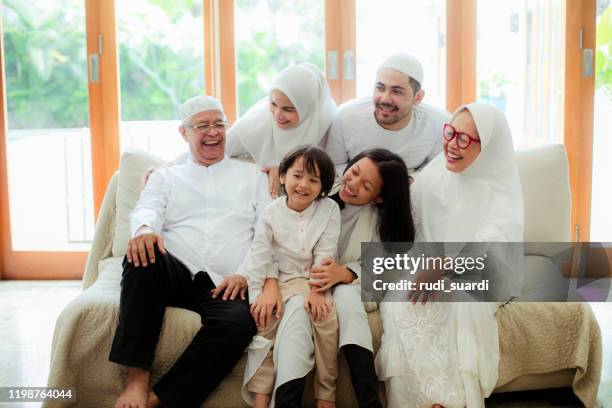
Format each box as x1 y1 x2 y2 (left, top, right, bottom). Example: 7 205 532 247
411 102 524 243
411 103 525 406
228 63 337 167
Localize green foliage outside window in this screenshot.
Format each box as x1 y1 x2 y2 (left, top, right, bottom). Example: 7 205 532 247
2 0 324 132
595 5 612 100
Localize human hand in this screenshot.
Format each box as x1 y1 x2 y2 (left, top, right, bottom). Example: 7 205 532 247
304 290 332 323
408 267 444 305
309 257 355 292
261 166 280 198
211 274 247 301
250 278 282 330
126 233 166 267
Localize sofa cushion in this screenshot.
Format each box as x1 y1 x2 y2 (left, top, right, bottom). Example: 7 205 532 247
515 144 571 242
517 254 570 301
112 149 166 257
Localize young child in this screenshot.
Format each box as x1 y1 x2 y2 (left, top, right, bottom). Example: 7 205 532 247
238 145 340 408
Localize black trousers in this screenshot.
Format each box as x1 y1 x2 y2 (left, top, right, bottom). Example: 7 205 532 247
274 345 382 408
109 245 256 408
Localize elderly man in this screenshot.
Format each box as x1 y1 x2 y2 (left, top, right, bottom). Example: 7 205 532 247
325 53 450 179
109 95 269 408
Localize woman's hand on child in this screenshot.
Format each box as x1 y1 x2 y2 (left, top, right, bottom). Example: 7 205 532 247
408 268 444 305
304 290 331 323
261 166 280 198
309 257 355 292
250 278 282 330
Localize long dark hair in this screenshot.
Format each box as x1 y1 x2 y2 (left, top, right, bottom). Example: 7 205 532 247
332 148 415 242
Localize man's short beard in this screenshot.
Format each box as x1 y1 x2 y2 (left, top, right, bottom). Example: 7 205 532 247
374 106 412 126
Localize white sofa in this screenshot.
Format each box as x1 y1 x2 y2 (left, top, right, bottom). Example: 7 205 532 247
45 144 602 407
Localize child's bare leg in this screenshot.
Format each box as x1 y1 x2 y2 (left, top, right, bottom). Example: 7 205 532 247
316 399 336 408
253 393 271 408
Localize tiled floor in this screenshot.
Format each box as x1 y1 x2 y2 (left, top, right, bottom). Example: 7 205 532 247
0 281 81 408
0 280 610 408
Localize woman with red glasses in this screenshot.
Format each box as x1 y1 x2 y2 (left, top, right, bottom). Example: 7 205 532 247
376 103 524 408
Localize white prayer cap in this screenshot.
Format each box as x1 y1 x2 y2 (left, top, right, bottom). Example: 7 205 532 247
378 54 424 86
179 95 224 124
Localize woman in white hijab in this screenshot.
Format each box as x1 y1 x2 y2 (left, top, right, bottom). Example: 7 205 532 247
227 63 337 195
375 103 524 408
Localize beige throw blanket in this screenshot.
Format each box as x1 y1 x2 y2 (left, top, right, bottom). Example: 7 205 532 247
495 302 601 407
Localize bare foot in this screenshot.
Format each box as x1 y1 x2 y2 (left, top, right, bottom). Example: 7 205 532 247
253 393 271 408
432 404 444 408
316 399 336 408
115 367 150 408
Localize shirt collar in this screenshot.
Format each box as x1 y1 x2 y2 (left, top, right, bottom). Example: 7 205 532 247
187 154 230 173
281 196 318 218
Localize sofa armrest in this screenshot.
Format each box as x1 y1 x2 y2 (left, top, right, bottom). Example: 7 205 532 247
82 172 119 290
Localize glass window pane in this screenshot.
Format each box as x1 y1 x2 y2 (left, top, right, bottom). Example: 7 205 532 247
355 0 446 108
477 0 564 147
234 0 325 116
590 1 612 241
3 0 94 251
117 0 204 161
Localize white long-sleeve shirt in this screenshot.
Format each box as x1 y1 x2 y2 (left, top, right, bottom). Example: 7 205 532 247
324 97 449 177
130 156 270 286
238 196 341 303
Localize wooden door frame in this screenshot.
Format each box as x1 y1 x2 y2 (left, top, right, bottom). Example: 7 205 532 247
445 0 477 112
563 0 596 242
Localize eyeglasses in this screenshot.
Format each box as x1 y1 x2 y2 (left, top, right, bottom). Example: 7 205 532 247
186 121 227 134
443 123 481 149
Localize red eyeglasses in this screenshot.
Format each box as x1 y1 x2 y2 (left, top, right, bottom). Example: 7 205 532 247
443 123 481 149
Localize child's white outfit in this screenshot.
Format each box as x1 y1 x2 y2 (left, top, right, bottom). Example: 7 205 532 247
239 196 341 406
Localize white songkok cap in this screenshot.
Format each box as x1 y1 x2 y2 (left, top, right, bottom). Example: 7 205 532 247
179 95 224 124
378 53 424 86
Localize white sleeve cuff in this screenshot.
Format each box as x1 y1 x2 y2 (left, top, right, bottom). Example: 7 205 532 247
133 225 154 237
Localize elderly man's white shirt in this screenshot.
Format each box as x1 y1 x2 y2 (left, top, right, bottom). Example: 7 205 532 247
238 196 341 303
324 97 449 176
130 156 270 286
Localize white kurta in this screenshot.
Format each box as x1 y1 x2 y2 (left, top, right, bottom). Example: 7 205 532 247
238 196 341 302
129 156 270 285
240 196 341 406
324 97 449 177
243 201 379 406
376 103 525 408
333 203 378 351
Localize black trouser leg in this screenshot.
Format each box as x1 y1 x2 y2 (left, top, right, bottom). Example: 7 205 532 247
152 272 257 408
109 246 192 368
342 344 382 408
275 376 306 408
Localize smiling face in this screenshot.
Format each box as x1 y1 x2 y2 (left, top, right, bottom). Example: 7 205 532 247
180 109 226 166
280 155 322 212
269 90 300 129
444 110 481 173
339 157 384 206
373 68 423 130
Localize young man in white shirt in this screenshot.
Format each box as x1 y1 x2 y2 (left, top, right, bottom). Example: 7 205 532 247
324 53 450 179
109 95 270 408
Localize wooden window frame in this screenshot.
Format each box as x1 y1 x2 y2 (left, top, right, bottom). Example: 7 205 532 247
563 0 595 242
0 0 604 280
